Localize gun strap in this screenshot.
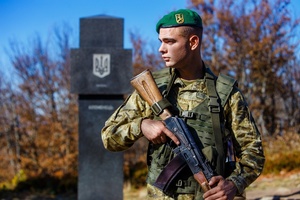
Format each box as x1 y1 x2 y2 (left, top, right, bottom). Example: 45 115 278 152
151 98 172 116
153 154 187 194
205 72 225 175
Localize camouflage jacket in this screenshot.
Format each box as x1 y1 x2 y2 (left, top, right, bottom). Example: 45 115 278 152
101 67 265 195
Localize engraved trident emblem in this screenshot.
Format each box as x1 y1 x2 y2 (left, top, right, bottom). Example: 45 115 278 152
93 54 110 78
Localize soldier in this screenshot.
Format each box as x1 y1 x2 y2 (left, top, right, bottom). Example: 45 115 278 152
101 9 265 200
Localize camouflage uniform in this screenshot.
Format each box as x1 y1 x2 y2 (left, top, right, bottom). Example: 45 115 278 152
101 67 265 199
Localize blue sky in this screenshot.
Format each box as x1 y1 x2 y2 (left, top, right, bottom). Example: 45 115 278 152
1 0 299 76
0 0 187 76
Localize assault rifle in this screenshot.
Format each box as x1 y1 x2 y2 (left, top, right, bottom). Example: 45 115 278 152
131 69 216 193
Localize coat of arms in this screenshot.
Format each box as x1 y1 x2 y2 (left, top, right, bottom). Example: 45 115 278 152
93 54 110 78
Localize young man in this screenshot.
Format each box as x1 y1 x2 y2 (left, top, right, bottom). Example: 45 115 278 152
101 9 264 200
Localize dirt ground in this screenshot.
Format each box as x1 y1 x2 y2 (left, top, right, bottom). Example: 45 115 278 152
246 171 300 199
124 171 300 200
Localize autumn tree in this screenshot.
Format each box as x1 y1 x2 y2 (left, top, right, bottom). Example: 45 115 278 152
0 24 78 182
0 73 21 181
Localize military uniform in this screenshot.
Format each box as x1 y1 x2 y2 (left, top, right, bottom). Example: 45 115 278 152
101 8 264 200
102 67 264 199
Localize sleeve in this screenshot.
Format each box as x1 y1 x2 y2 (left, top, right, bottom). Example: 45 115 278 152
101 90 153 152
224 88 265 194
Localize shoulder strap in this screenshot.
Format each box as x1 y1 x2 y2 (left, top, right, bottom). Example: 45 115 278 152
205 72 225 175
162 68 177 98
216 73 237 107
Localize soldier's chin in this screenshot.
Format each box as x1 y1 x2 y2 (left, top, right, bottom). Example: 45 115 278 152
165 62 174 68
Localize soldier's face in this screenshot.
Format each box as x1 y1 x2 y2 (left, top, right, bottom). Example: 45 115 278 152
158 27 191 69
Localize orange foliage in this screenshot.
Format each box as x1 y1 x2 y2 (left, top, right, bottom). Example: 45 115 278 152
0 25 78 185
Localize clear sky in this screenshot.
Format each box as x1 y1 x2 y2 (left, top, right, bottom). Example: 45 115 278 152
1 0 299 76
0 0 187 76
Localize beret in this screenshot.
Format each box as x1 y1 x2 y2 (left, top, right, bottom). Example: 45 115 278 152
156 9 203 33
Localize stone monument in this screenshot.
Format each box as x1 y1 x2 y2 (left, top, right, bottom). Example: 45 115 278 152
71 15 132 200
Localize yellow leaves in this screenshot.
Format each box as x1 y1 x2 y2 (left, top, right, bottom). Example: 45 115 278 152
11 170 27 188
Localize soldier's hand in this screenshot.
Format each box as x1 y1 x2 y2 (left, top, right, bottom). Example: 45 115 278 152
141 119 180 145
203 175 237 200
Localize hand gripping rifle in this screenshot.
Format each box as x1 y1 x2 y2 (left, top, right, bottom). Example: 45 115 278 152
131 69 215 193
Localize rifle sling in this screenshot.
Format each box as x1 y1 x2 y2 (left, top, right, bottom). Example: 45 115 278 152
151 98 172 116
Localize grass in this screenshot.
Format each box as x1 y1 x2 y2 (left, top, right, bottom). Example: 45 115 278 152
262 132 300 175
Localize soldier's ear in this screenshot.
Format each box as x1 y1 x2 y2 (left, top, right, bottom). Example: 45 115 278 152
189 35 199 50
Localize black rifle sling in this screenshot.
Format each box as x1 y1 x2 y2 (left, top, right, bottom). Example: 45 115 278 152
205 72 225 175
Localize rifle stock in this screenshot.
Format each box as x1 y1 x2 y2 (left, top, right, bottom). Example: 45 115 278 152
130 69 172 120
130 69 212 193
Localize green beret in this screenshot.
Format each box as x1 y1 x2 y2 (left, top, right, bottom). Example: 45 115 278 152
156 9 202 33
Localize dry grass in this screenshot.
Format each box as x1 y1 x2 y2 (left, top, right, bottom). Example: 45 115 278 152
262 132 300 175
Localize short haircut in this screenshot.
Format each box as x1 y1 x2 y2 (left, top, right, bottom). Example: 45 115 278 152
179 26 203 43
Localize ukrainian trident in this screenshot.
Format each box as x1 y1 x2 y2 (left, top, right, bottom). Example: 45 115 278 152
93 54 110 78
